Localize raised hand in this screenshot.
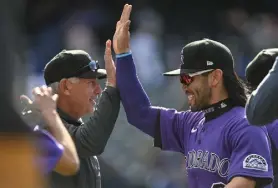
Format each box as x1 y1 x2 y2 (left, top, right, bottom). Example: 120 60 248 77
32 86 58 114
113 4 132 54
104 39 116 87
20 94 44 127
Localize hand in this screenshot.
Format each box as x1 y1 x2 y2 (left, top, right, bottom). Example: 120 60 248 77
32 86 58 114
20 95 43 126
113 4 132 54
20 95 36 114
104 39 116 87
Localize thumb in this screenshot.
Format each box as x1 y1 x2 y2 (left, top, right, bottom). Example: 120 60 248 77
20 95 33 105
52 94 59 102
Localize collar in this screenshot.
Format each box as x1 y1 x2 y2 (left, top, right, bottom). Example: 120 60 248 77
202 98 235 122
57 108 82 126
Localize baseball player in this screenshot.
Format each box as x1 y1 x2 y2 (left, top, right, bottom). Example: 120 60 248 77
113 4 273 187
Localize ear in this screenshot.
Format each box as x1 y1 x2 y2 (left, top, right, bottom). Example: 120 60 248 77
209 69 223 87
59 79 71 95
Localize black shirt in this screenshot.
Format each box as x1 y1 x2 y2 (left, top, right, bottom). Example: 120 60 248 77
49 86 120 188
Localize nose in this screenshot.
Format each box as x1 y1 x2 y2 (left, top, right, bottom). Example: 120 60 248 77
182 84 188 91
94 84 102 95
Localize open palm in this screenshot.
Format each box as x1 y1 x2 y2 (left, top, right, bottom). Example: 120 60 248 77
113 4 132 55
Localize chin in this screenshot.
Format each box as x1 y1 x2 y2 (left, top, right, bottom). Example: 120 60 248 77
90 105 96 113
88 107 94 114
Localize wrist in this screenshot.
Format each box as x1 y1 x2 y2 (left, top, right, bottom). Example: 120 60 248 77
116 51 132 58
41 109 57 117
106 81 116 88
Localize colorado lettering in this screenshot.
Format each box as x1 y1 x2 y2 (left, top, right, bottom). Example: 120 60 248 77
185 150 230 177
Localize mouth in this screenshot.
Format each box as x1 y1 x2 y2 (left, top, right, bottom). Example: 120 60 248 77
89 98 96 105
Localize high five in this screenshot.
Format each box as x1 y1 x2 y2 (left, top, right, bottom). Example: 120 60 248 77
114 4 273 188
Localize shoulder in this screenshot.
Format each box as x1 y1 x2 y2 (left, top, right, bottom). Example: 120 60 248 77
265 120 278 133
223 107 268 137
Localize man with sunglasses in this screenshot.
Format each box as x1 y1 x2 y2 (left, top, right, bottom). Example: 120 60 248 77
113 4 273 187
21 40 120 188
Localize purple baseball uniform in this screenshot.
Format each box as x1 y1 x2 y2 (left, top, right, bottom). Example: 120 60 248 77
266 120 278 150
116 53 273 188
35 128 64 174
265 121 278 187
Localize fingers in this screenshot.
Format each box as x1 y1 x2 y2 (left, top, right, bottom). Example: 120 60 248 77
104 39 115 69
52 94 58 102
116 21 121 30
32 87 43 97
105 39 112 57
124 5 132 22
120 4 132 24
32 86 53 97
47 87 53 96
123 20 131 31
41 85 49 96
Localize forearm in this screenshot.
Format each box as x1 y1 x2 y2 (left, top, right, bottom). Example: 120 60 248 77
42 110 79 175
246 58 278 125
226 177 255 188
116 53 160 136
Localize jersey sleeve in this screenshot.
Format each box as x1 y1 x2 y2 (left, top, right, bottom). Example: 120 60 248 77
155 108 203 154
266 120 278 150
228 124 273 186
37 130 64 174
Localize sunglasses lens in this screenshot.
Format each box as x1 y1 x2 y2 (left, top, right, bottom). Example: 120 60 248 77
180 75 193 85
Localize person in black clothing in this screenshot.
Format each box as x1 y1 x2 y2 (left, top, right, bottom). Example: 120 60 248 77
245 48 278 188
245 48 278 125
22 40 120 188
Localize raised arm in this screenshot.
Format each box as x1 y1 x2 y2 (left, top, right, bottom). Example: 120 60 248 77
32 86 79 176
116 53 160 136
246 57 278 125
113 4 204 154
113 4 160 138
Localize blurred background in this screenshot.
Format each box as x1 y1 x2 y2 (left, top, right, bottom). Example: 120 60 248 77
7 0 278 187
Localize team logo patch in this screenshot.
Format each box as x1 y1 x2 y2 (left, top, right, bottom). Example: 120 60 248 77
243 154 268 171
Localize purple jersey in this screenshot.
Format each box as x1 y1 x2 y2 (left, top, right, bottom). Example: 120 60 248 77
159 107 273 187
266 120 278 149
116 54 274 188
265 120 278 187
35 129 64 174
